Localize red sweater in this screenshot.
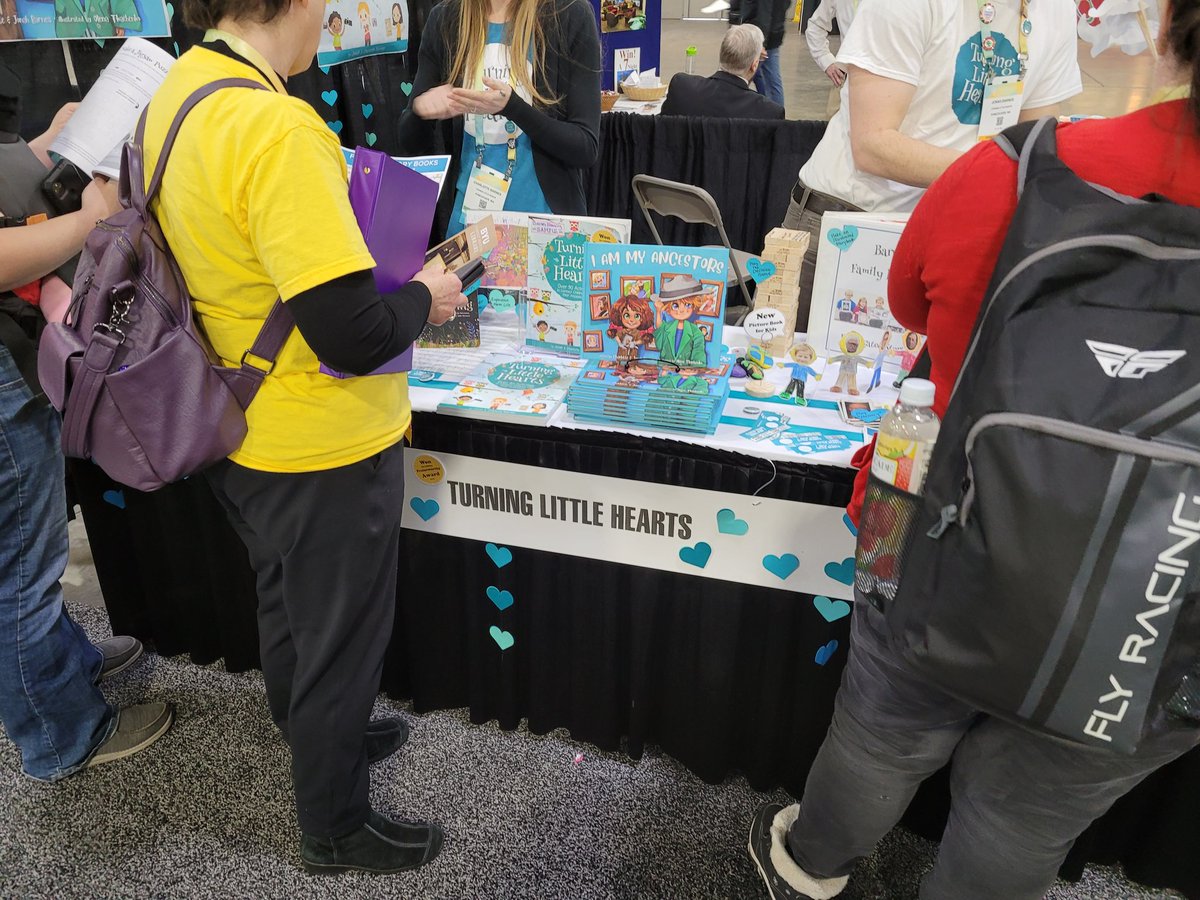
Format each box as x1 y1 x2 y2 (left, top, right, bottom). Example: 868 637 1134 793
848 100 1200 523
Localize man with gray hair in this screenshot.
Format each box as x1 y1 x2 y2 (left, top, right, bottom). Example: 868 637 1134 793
661 24 785 120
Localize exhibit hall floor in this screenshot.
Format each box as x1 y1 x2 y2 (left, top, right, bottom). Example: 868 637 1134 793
0 524 1180 899
661 20 1162 121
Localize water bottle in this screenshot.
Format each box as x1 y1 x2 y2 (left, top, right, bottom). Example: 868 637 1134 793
870 378 940 494
685 46 697 75
856 378 940 608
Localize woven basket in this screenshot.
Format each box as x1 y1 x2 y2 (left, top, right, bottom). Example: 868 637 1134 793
622 84 667 101
601 91 619 112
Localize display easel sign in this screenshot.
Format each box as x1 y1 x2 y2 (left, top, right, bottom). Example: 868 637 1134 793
0 0 171 39
806 212 924 372
318 0 409 66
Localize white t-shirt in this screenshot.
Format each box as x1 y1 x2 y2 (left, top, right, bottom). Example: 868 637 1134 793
806 0 860 73
798 0 1083 212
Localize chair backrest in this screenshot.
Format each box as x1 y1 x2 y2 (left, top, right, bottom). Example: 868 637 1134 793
631 174 753 314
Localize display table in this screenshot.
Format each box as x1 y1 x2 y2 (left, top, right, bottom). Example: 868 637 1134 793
77 326 1200 897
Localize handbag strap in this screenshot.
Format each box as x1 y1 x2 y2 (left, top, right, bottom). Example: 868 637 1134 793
125 77 297 407
61 327 120 460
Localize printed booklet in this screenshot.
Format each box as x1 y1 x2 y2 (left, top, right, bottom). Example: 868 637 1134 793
437 352 586 425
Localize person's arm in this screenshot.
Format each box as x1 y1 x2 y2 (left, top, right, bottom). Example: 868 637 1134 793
494 0 601 167
26 102 79 167
805 0 838 75
846 65 963 189
1019 103 1062 123
287 268 462 375
0 177 117 292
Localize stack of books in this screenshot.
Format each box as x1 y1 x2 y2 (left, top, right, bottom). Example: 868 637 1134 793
565 358 732 435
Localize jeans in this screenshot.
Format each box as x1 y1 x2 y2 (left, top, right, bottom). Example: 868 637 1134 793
753 47 784 108
204 442 405 837
0 344 113 782
787 599 1200 899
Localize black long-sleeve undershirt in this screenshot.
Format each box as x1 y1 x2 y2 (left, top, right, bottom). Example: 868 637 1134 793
288 270 432 376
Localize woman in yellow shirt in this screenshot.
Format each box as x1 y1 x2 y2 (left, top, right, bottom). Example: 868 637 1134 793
149 0 463 875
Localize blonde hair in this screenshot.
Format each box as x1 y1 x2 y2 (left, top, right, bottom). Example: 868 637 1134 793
447 0 557 107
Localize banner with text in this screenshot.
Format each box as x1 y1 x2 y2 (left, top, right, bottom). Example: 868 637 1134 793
402 449 857 598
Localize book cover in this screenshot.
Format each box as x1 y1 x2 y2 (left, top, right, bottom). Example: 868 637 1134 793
524 214 631 355
437 352 586 425
580 243 729 370
414 216 498 349
805 213 924 372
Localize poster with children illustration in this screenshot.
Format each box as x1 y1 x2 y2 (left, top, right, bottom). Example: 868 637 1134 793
319 0 408 66
581 243 729 370
524 214 631 355
806 212 924 373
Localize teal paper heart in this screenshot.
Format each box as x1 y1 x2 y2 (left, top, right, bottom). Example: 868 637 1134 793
485 543 513 568
827 226 859 251
487 289 517 312
409 497 439 521
851 408 887 424
814 639 839 666
487 586 514 611
327 121 343 135
319 65 331 75
813 595 851 622
401 82 414 97
746 258 776 283
366 132 378 147
716 508 749 536
762 553 799 580
102 489 126 509
824 557 855 585
173 41 181 57
678 541 712 569
362 103 374 119
321 89 338 107
489 625 515 650
842 513 858 536
165 1 174 17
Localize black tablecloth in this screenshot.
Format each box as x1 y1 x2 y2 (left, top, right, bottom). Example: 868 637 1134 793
75 417 1200 898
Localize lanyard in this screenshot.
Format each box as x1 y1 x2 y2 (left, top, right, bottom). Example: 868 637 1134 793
977 0 1031 80
472 115 517 181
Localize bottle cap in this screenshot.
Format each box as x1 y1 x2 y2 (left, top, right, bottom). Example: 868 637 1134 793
899 377 936 408
686 46 698 56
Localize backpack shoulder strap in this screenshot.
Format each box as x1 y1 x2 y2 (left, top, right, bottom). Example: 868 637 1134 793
124 77 267 216
993 116 1059 201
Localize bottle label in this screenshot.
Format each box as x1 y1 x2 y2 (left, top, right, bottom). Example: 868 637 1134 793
871 433 934 494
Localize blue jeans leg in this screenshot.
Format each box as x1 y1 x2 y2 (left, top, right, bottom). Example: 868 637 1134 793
753 47 785 108
0 345 113 782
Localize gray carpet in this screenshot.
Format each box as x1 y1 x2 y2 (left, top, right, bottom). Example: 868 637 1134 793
0 601 1182 900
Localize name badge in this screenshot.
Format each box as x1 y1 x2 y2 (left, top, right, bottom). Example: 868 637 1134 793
463 164 511 214
978 75 1025 141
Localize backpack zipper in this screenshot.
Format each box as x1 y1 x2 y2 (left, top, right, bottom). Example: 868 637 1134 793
954 412 1200 527
93 221 181 329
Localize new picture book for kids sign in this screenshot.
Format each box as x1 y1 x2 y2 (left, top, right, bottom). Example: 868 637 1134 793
580 244 729 370
524 214 631 355
806 212 926 373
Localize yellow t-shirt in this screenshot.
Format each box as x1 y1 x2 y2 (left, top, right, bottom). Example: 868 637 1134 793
143 37 410 473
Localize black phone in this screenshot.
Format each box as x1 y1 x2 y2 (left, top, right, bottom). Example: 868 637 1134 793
453 258 486 290
41 159 89 215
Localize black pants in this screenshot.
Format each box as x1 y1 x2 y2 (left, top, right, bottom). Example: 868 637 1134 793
205 442 405 837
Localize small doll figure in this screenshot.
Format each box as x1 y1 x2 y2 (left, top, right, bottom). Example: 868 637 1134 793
899 330 922 373
779 342 818 406
866 330 892 393
827 331 864 395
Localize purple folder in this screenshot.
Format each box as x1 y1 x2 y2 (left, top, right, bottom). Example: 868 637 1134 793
320 146 440 378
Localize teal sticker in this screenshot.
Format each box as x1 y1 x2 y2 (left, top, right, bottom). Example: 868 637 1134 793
827 226 859 251
488 289 517 312
366 132 378 147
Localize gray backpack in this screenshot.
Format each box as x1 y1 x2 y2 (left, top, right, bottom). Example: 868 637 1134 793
38 78 294 491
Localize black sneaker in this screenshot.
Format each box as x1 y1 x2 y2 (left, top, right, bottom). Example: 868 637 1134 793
95 636 144 683
365 717 410 764
748 802 819 900
300 809 443 875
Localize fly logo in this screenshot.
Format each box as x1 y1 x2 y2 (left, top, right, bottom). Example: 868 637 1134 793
1086 341 1186 379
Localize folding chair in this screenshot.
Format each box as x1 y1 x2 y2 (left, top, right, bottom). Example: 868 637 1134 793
631 174 757 323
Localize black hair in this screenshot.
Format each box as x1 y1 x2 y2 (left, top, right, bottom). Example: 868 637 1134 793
183 0 290 29
1166 0 1200 127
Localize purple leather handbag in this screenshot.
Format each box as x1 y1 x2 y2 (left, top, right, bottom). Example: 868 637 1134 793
38 78 294 491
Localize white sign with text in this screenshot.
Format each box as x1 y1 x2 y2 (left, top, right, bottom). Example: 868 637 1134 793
402 449 857 597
